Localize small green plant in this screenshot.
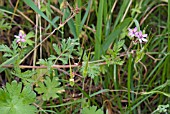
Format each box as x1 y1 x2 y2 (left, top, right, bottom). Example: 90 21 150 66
151 104 169 114
0 0 169 113
35 76 65 101
52 37 79 64
102 40 125 66
0 19 11 31
0 80 37 114
82 106 104 114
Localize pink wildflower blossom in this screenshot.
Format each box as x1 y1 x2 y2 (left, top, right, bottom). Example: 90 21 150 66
135 31 148 43
128 27 148 43
14 30 26 43
128 27 138 37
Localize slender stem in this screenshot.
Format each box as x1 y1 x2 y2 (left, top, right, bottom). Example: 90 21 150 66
38 0 42 59
20 12 77 64
3 64 79 69
121 0 132 22
168 0 170 52
113 65 123 113
167 0 170 106
33 0 38 70
128 54 132 113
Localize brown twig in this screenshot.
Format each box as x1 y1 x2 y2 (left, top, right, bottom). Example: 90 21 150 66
140 4 167 25
33 103 48 114
20 12 77 64
2 64 79 69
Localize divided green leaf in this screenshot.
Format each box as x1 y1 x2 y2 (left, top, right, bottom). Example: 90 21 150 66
102 40 125 66
0 19 11 30
0 81 37 114
82 106 104 114
35 77 65 101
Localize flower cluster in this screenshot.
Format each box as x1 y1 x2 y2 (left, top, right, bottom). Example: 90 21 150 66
14 30 26 43
128 27 148 43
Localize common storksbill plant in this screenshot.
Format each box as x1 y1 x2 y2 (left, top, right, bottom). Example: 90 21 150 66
14 30 26 43
128 27 148 43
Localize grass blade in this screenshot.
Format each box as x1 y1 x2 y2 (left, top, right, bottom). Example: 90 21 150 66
102 17 132 52
167 0 170 107
94 0 104 60
75 0 82 35
0 54 19 73
113 0 130 29
80 0 92 32
128 54 132 113
0 7 19 16
63 8 77 38
22 0 57 28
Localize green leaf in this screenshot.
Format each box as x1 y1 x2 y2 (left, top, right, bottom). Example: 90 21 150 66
81 63 100 79
52 38 79 64
75 0 81 35
0 44 12 54
79 0 92 33
0 8 19 16
0 54 19 73
46 16 59 31
0 98 36 114
142 91 170 97
113 40 125 52
113 0 130 29
38 59 47 65
94 0 104 60
102 18 132 52
0 19 11 30
35 77 65 101
3 53 12 57
13 70 36 79
102 40 125 66
22 0 57 28
31 69 49 85
59 0 77 38
59 57 68 64
25 31 35 46
82 106 104 114
11 40 19 55
0 81 37 114
135 48 145 63
53 44 61 55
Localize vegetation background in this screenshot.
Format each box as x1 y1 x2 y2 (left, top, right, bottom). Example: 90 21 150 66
0 0 170 114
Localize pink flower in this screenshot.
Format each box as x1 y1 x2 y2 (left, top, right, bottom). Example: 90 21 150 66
14 30 26 43
128 27 138 37
128 27 148 43
135 31 148 43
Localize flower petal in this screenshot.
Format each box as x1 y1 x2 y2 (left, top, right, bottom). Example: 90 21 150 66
138 31 143 36
139 39 142 43
20 39 26 42
22 34 26 38
128 28 132 32
128 32 134 37
16 39 20 43
133 27 137 32
14 35 20 38
142 34 147 37
135 32 139 37
142 38 148 42
19 31 23 37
